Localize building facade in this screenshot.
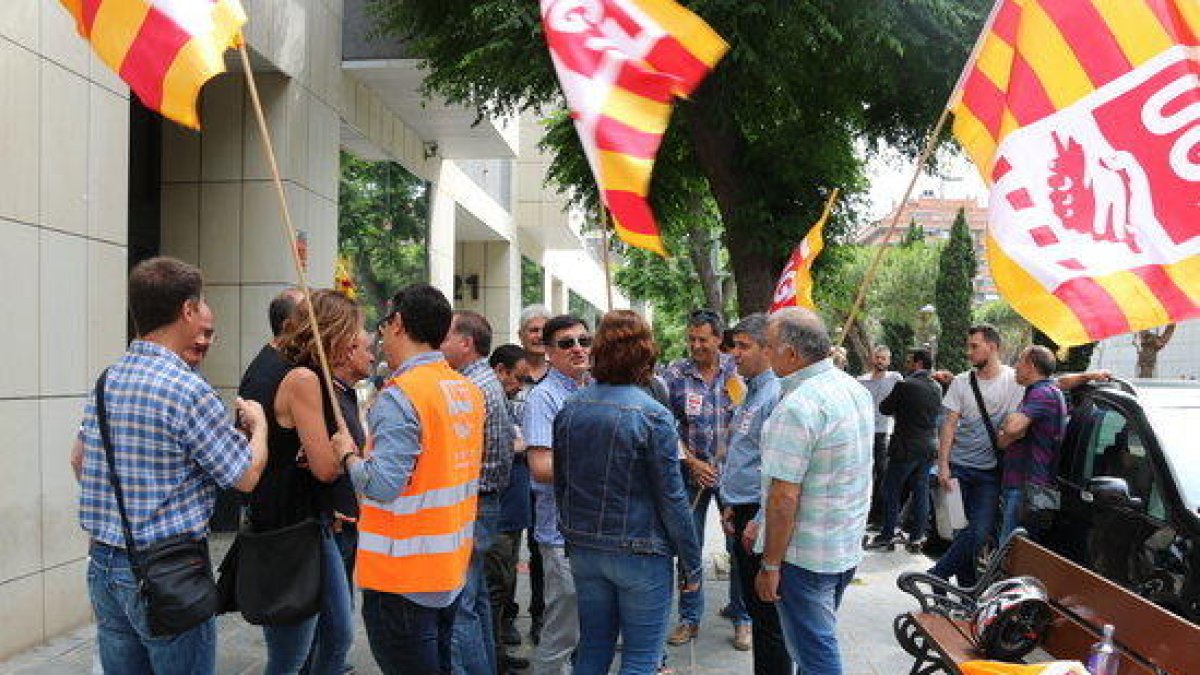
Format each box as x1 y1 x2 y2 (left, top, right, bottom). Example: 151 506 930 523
0 0 624 657
859 193 997 301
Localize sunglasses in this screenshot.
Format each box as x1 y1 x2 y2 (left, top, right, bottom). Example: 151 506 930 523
552 336 593 350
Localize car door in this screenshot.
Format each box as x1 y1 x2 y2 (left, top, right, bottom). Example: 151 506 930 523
1054 392 1170 590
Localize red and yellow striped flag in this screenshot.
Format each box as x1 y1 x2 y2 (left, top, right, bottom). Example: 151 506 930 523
769 189 837 314
540 0 728 256
950 0 1200 346
58 0 247 129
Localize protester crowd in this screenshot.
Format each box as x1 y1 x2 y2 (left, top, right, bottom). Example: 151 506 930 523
72 256 1104 675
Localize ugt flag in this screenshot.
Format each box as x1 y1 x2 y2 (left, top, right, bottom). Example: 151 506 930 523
58 0 247 129
951 0 1200 346
770 189 838 314
541 0 728 256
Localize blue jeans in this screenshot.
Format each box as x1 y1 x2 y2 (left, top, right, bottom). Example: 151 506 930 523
362 590 460 674
929 464 1000 587
451 494 499 675
678 484 709 625
88 541 217 675
569 546 673 675
263 528 354 674
776 564 855 675
879 458 931 541
999 486 1024 544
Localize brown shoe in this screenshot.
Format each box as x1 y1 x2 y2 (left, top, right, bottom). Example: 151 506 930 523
732 624 752 651
666 622 699 645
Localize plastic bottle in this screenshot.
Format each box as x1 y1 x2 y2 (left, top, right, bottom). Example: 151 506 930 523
1085 624 1118 675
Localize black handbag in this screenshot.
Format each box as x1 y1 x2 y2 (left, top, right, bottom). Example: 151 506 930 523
95 371 220 637
224 517 324 625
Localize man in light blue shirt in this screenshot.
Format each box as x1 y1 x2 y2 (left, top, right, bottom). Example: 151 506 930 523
717 314 789 673
755 308 874 675
524 315 592 675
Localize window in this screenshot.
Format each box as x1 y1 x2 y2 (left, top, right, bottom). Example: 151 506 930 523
1078 401 1163 518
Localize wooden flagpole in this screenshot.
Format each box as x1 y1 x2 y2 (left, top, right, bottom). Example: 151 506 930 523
237 42 347 433
836 0 1005 348
599 207 615 312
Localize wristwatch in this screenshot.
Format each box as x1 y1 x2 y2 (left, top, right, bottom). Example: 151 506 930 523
760 562 781 572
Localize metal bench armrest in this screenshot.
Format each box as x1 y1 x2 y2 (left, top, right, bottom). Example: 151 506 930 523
897 572 978 619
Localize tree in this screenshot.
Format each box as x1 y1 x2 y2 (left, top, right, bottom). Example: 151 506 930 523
338 152 428 324
935 208 976 373
370 0 989 313
901 220 926 247
1134 324 1176 378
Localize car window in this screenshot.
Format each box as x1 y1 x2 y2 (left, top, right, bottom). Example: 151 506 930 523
1081 403 1157 511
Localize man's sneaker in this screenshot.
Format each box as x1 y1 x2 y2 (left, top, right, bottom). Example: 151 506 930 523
666 622 699 645
732 624 752 651
501 619 522 646
906 536 927 553
863 533 901 551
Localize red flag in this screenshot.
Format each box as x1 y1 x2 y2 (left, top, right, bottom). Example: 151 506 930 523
540 0 728 256
58 0 247 129
951 0 1200 346
770 190 838 313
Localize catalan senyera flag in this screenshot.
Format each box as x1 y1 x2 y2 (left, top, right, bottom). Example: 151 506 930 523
951 0 1200 346
769 189 838 314
58 0 247 129
540 0 728 256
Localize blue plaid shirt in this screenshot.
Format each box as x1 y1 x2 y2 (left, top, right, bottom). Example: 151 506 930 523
462 358 514 494
79 340 252 548
760 359 875 573
663 353 738 463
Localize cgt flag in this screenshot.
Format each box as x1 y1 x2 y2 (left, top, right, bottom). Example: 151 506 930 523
58 0 247 129
540 0 728 256
770 189 838 314
951 0 1200 346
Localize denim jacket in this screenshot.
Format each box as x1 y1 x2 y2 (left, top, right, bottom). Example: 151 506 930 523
552 383 703 585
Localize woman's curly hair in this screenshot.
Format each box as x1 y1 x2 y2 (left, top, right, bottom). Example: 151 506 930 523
277 289 364 369
591 310 658 386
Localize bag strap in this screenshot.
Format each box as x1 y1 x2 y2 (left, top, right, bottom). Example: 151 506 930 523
95 370 145 580
969 370 1001 458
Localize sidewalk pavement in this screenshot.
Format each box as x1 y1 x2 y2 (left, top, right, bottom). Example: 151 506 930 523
0 519 931 674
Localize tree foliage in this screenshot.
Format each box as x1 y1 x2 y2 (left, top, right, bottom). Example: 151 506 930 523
369 0 990 313
935 208 977 373
337 152 428 324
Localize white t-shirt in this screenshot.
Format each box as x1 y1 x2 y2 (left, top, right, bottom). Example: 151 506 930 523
943 365 1025 469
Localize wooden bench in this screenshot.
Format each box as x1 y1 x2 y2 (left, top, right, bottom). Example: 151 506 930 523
893 534 1200 674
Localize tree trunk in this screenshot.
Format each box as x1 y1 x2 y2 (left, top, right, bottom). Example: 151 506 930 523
683 94 782 315
1135 324 1176 378
686 225 723 312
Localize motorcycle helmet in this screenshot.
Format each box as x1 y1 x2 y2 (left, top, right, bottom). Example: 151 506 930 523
971 576 1053 660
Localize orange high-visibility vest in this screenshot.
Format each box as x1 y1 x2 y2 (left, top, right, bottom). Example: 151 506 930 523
356 358 485 594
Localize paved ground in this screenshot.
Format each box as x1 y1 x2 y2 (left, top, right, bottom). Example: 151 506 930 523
0 512 932 674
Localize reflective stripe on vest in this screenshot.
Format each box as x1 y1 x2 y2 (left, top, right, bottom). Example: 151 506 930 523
359 520 474 558
356 359 484 595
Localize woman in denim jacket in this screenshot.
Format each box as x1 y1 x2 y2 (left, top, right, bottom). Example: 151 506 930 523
552 310 703 674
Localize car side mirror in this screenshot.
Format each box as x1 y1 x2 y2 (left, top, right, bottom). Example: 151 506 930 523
1085 476 1144 509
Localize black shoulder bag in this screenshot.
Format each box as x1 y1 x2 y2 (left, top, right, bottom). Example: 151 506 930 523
95 371 220 637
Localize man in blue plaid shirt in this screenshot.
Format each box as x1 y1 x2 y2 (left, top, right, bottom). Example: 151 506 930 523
74 257 268 674
662 309 747 645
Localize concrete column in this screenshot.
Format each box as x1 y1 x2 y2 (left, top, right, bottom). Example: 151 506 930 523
159 71 339 395
427 163 457 300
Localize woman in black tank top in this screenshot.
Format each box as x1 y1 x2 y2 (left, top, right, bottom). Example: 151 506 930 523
248 289 362 675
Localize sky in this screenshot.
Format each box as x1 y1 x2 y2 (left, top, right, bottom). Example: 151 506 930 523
863 145 988 222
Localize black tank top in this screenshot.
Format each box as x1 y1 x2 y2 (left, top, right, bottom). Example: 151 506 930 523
238 346 336 531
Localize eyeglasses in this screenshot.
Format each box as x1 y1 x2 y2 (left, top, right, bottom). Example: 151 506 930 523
552 336 593 350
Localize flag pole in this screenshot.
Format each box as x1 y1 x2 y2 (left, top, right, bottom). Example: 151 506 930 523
237 41 348 434
599 206 615 312
836 0 1004 348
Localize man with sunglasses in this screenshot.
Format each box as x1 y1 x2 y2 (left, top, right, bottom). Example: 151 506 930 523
525 315 592 675
663 309 749 647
